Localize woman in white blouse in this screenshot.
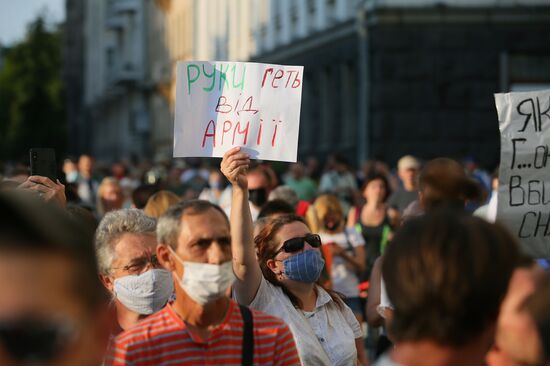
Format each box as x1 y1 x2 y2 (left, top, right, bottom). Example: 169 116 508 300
221 148 368 366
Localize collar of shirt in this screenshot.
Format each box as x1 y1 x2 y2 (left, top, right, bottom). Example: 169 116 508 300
315 286 332 308
166 301 234 344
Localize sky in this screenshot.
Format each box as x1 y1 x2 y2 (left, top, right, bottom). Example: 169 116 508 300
0 0 65 46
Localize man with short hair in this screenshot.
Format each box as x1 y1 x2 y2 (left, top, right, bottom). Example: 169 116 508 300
387 155 420 214
107 200 300 366
77 154 100 205
0 192 110 366
284 162 318 202
224 167 272 221
246 167 272 220
375 211 519 366
95 209 173 334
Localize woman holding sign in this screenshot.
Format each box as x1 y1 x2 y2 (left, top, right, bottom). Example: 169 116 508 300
222 147 368 366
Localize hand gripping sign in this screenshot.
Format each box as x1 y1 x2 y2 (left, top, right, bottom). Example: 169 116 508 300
495 88 550 257
173 61 304 162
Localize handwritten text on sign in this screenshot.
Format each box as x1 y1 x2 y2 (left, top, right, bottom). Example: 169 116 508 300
495 89 550 257
173 62 304 162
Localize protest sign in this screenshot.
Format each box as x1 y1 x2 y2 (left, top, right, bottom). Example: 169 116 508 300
173 61 304 162
495 89 550 257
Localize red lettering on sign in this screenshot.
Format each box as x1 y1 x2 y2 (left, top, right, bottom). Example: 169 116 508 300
202 120 216 147
262 68 274 88
221 120 232 145
271 70 284 88
232 121 250 145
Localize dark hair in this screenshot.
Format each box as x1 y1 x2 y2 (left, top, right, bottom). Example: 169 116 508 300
258 199 295 220
66 204 99 232
419 158 483 211
361 173 392 202
247 166 272 188
157 199 229 249
132 184 159 209
254 214 343 309
0 191 103 310
382 210 519 346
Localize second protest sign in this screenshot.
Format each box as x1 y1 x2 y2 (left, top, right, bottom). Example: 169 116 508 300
495 88 550 257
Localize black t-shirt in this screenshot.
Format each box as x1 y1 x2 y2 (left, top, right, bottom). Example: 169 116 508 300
359 216 391 282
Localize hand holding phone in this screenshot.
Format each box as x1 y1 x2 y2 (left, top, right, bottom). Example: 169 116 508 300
18 176 66 207
22 148 65 206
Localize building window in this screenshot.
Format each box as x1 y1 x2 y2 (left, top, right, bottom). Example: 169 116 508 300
308 0 316 14
340 61 357 148
504 53 550 92
290 4 298 39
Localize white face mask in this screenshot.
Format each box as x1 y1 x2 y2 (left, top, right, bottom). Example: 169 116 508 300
168 247 236 305
113 269 174 315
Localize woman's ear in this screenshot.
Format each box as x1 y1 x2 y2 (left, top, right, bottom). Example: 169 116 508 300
157 244 176 272
266 258 279 273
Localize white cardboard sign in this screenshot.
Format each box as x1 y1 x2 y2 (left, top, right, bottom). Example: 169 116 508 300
495 88 550 257
173 61 304 162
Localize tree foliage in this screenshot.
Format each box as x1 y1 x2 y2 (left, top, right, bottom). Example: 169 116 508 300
0 16 65 162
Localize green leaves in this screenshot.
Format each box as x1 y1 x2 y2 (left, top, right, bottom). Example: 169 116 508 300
0 16 66 161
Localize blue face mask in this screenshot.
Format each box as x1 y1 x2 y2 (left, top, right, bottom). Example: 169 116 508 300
282 250 325 283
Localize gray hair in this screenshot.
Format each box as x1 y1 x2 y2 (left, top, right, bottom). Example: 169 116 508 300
157 200 228 249
268 186 299 208
95 208 157 274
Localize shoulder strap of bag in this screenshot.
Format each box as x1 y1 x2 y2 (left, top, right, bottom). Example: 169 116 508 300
343 229 356 254
239 304 254 366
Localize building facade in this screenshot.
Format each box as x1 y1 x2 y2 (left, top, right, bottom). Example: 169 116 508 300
71 0 155 161
64 0 86 156
251 0 550 168
70 0 550 168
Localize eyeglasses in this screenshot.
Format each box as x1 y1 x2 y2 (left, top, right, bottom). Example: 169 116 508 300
274 234 322 256
0 317 77 363
112 254 161 274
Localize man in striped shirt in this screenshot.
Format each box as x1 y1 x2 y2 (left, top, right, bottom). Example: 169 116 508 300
107 200 300 366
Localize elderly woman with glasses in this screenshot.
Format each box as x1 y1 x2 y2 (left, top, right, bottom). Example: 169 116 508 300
95 209 174 335
221 147 368 366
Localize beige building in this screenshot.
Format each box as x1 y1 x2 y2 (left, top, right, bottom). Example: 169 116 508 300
150 0 256 158
149 0 360 159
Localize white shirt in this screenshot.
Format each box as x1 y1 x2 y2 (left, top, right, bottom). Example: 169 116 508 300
224 201 260 222
319 228 365 297
474 190 498 223
249 277 363 366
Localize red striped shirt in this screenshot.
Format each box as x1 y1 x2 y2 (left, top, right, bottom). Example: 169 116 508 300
106 300 301 366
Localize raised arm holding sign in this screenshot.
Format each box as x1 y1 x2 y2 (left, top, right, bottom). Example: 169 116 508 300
174 61 304 162
495 89 550 257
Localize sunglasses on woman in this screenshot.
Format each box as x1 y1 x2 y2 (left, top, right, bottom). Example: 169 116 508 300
274 234 322 256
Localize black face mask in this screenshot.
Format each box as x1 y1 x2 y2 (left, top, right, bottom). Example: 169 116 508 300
325 220 341 231
0 317 76 364
248 188 268 207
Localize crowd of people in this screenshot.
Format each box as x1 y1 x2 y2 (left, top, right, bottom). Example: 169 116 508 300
0 149 548 366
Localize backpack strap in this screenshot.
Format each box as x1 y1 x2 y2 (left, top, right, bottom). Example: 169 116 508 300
343 229 356 255
239 304 254 366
